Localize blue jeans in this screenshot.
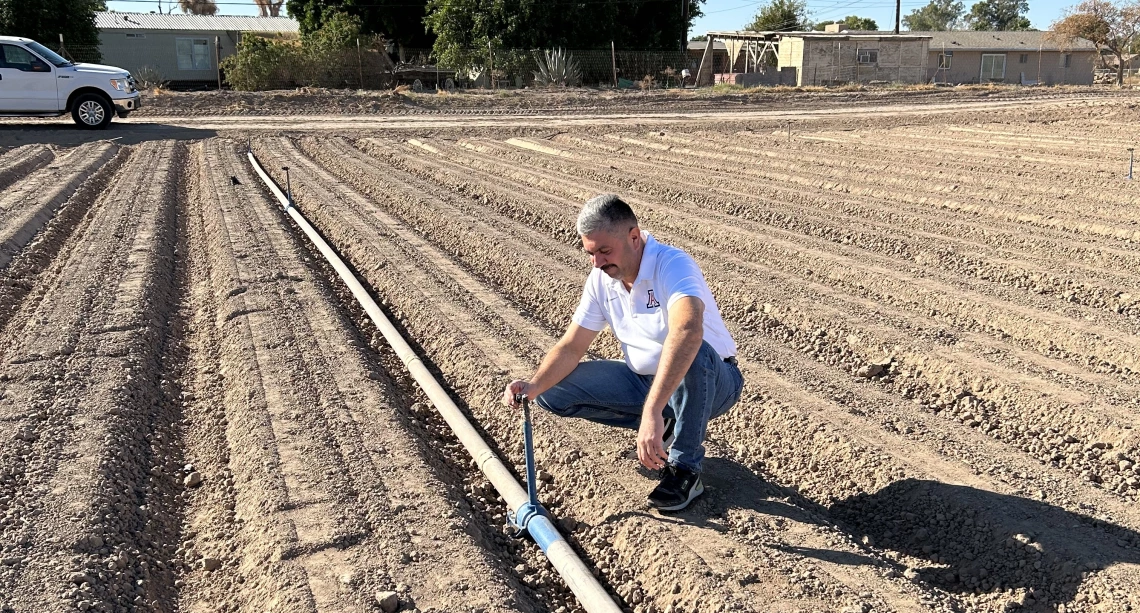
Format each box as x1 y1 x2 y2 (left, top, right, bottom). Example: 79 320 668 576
534 341 743 472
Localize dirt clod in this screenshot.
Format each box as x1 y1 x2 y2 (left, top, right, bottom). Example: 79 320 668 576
375 591 399 612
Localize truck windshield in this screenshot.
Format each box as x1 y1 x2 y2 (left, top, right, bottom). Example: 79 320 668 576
26 41 72 67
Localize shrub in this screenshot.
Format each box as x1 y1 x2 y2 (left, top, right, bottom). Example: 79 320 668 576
533 48 581 87
220 36 299 90
222 12 392 90
133 65 167 90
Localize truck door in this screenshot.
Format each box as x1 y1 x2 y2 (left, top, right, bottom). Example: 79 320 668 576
0 44 58 111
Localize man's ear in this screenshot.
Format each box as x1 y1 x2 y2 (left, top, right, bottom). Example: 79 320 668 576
629 226 641 244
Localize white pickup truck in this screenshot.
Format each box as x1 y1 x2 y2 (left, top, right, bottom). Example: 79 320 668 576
0 36 140 129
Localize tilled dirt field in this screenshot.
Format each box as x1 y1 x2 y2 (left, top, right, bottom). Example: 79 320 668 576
126 85 1121 118
2 97 1140 613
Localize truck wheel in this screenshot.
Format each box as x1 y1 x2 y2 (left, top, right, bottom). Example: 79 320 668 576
71 94 113 129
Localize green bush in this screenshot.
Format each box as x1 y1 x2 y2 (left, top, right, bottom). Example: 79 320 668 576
223 12 390 90
220 36 300 90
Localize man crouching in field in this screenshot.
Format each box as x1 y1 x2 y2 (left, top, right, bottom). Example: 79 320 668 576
503 194 743 511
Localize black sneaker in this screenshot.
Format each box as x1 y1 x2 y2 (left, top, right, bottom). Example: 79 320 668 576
662 417 676 450
647 464 704 511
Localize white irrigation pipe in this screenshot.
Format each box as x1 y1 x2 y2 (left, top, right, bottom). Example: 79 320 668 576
246 151 623 613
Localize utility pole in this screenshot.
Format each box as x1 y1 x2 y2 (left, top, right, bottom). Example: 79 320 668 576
894 0 901 34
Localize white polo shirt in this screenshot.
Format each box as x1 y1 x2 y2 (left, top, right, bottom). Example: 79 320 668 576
572 232 737 375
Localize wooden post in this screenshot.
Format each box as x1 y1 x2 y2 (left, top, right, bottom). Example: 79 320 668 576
215 36 222 90
611 41 618 87
488 41 494 90
1037 42 1043 85
356 38 363 89
694 37 714 86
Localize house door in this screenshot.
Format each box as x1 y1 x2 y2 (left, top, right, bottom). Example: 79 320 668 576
980 53 1006 82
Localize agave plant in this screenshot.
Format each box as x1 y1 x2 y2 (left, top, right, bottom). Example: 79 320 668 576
533 48 582 87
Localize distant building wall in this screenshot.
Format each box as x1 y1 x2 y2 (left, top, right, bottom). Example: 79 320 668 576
791 37 930 86
714 68 797 86
778 37 804 74
927 49 1096 84
98 29 242 81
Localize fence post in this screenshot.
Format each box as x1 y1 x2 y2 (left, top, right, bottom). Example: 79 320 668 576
488 41 494 90
611 41 618 87
57 33 73 62
215 36 222 90
356 38 363 89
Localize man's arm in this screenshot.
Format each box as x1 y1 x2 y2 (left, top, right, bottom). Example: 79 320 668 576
637 296 704 470
502 323 599 407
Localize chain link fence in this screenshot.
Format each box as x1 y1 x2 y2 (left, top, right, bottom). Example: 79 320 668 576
47 40 699 91
230 46 697 91
56 44 102 64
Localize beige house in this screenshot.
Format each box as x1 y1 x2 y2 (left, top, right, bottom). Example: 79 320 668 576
779 33 931 86
95 12 299 84
919 31 1097 85
696 30 932 87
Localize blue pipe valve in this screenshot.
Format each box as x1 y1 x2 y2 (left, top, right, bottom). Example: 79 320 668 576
507 393 547 538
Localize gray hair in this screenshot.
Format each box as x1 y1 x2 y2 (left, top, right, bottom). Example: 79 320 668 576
577 194 638 236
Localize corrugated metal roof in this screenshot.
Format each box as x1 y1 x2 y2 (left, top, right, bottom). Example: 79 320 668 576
846 30 1096 52
687 40 727 51
919 31 1095 51
95 11 299 33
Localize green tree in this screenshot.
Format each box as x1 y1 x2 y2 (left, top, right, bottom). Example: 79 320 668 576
425 0 705 70
966 0 1031 29
745 0 810 31
180 0 219 15
0 0 105 53
1052 0 1140 83
814 15 879 31
286 0 434 47
902 0 965 30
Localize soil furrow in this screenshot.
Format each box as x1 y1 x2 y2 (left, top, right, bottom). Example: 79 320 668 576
271 135 1140 613
343 135 1140 496
0 140 185 613
0 143 117 270
256 139 945 613
178 139 526 613
0 145 54 193
478 134 1140 325
555 131 1140 248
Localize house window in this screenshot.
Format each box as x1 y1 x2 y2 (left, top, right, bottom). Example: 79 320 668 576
176 38 211 70
126 33 146 39
857 48 878 65
1019 53 1028 64
1064 53 1072 68
938 53 952 69
980 53 1006 80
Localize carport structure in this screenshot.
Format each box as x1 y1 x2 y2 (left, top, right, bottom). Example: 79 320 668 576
694 30 781 86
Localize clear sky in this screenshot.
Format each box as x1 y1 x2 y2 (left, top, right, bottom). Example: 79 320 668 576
105 0 1075 33
690 0 1072 32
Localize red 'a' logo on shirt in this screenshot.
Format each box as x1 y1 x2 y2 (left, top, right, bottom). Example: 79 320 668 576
646 289 661 309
